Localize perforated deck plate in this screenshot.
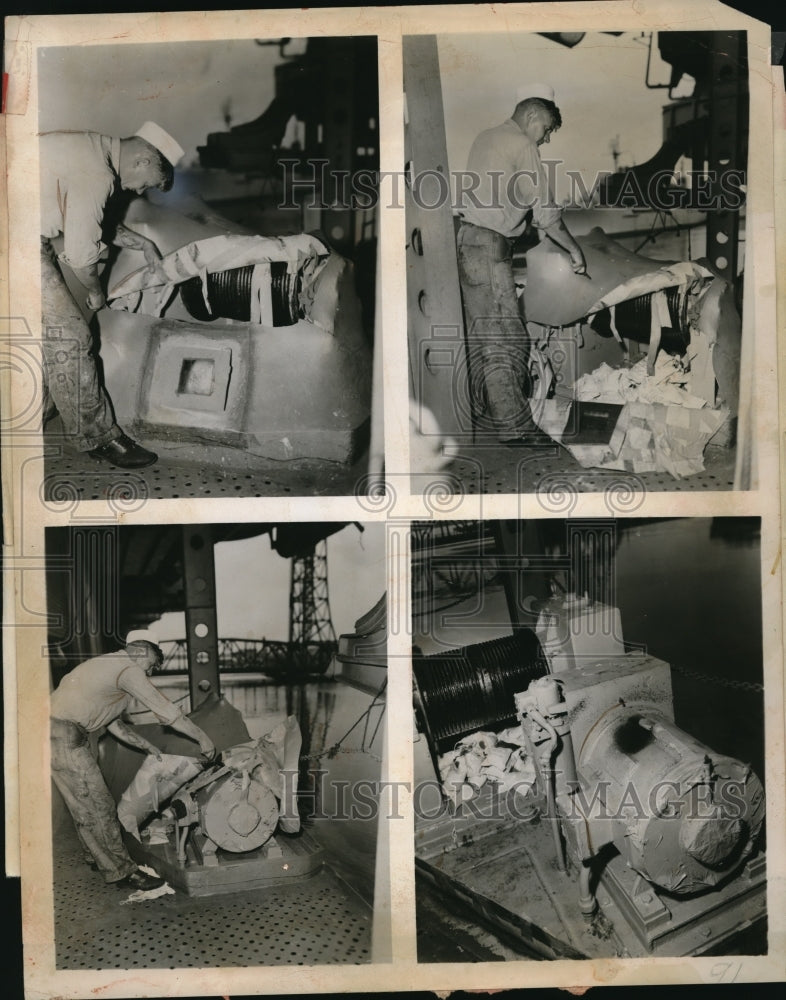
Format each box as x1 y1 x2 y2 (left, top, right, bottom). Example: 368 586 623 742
124 829 325 896
448 442 737 496
42 437 365 500
54 678 380 968
54 825 372 968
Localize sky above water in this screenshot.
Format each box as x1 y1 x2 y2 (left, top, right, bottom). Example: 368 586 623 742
154 523 387 643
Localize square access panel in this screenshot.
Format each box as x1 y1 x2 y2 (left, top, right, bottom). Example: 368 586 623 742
162 345 232 414
140 324 248 434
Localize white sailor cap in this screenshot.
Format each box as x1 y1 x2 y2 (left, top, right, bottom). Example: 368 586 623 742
126 628 158 646
516 83 556 104
134 121 185 167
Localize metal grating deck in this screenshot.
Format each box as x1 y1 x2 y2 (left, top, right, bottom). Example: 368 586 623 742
42 429 734 501
447 442 736 497
42 441 365 500
53 825 372 969
53 677 380 969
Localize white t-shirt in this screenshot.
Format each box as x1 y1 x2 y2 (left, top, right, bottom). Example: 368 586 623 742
39 131 121 269
459 119 562 238
50 650 181 733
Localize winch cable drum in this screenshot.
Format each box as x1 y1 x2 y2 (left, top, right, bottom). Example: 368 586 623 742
413 630 548 754
180 259 324 326
591 286 690 354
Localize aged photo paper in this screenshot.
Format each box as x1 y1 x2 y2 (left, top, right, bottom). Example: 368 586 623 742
1 1 784 997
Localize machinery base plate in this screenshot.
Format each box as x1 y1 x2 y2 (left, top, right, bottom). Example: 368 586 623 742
415 789 767 959
125 828 325 896
597 850 767 956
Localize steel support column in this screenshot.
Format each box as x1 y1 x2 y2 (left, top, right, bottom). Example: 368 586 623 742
705 32 747 285
403 35 467 438
182 525 220 709
321 38 356 254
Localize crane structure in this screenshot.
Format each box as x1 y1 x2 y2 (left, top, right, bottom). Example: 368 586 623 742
47 525 341 691
288 539 338 675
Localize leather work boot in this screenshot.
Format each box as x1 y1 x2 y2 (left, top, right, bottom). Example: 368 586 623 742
115 869 166 892
88 433 157 469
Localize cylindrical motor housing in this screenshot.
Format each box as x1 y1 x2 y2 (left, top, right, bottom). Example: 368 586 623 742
579 705 764 895
194 770 279 853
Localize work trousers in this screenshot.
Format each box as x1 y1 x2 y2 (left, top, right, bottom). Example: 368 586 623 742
457 223 536 441
41 239 120 451
50 717 136 883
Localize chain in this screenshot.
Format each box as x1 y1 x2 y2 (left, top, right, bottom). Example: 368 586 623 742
301 746 383 764
300 678 387 764
670 662 763 694
301 747 383 764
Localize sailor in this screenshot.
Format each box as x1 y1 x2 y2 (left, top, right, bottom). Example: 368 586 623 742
456 84 586 446
40 121 185 468
50 637 217 890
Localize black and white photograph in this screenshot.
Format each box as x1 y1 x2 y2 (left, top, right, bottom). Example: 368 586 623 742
3 3 784 998
411 518 766 959
37 35 380 499
44 521 387 967
405 30 755 493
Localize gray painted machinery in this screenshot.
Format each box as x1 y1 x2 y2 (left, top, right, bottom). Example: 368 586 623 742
414 628 766 957
104 698 324 896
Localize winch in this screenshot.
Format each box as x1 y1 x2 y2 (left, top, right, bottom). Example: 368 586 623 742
414 623 766 957
516 659 764 903
105 705 323 896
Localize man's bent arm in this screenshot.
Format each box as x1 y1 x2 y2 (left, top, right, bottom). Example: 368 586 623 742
167 715 216 757
542 218 587 274
106 719 162 758
69 263 105 307
107 716 215 759
112 224 163 268
70 229 163 310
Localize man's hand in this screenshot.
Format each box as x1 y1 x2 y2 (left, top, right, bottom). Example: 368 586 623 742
143 240 167 283
86 290 106 312
199 739 219 765
143 239 162 268
107 719 164 760
113 226 166 280
543 219 587 276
